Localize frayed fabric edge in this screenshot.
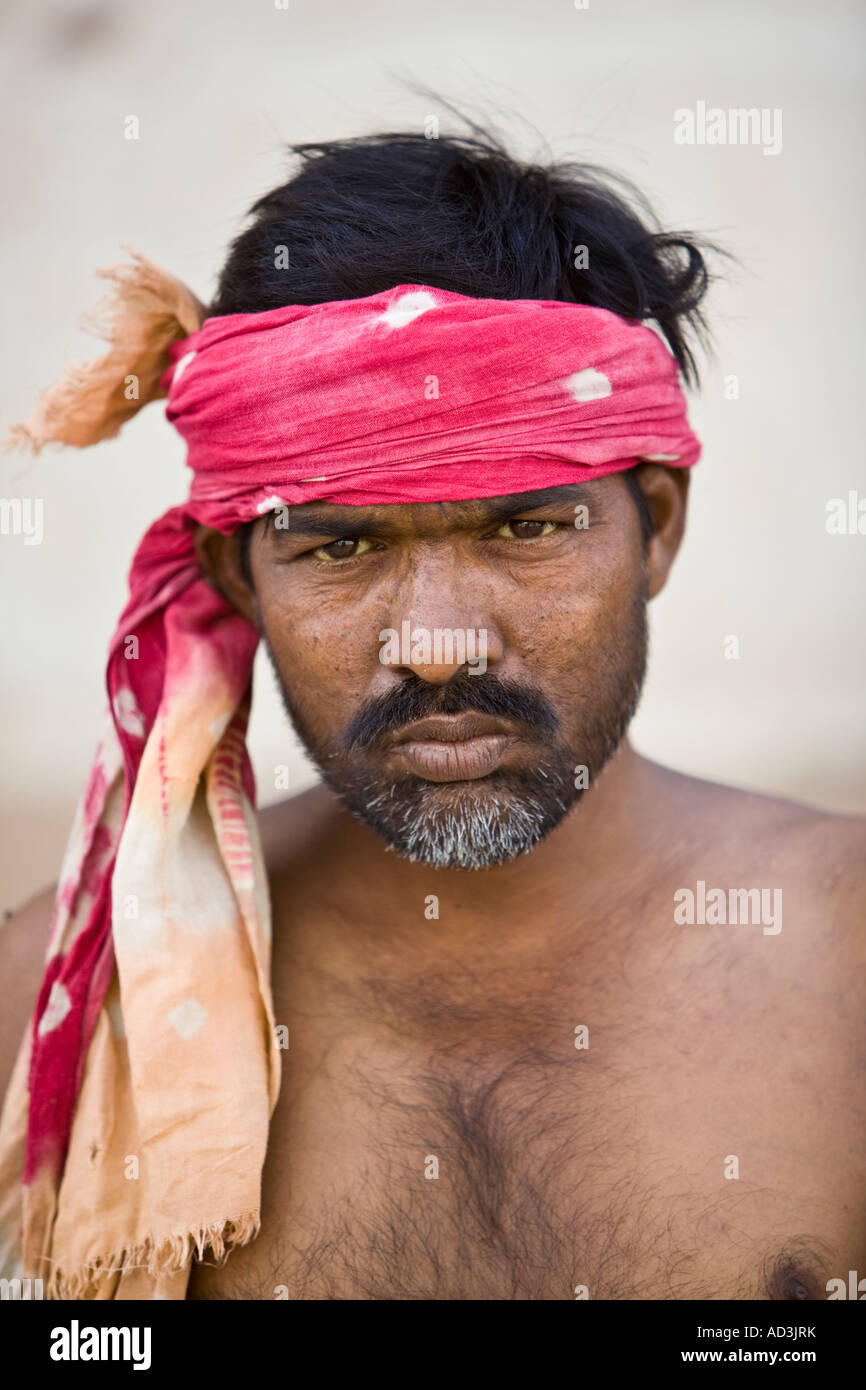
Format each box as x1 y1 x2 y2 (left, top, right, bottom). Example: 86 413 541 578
1 245 206 457
41 1210 261 1300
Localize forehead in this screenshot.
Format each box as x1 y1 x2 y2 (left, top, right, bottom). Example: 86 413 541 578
271 482 603 537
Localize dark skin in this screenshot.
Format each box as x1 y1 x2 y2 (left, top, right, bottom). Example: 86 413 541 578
3 467 864 1299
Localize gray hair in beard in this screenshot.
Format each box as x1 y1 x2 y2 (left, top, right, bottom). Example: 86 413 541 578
262 590 647 870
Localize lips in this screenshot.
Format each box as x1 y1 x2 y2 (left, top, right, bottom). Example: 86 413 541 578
389 714 518 783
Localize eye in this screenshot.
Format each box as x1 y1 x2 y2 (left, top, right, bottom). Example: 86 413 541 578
493 518 559 540
311 536 376 562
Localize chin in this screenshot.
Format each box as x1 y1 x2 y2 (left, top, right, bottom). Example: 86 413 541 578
352 774 581 871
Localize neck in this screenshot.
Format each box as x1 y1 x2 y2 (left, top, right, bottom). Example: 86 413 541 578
308 739 671 971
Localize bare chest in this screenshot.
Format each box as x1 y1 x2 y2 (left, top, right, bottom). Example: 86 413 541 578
187 983 859 1300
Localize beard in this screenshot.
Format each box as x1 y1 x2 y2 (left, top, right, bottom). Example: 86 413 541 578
263 591 647 871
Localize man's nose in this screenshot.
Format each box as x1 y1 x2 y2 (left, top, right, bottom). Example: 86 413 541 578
379 556 504 684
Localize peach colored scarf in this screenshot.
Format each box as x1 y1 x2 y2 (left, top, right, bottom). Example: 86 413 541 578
0 252 280 1299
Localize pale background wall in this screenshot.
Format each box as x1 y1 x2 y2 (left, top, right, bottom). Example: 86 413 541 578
1 0 864 911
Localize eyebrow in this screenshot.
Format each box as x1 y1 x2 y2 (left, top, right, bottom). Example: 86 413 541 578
478 485 594 519
265 484 595 540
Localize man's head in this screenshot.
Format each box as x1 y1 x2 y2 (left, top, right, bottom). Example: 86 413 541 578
198 468 687 868
195 121 711 868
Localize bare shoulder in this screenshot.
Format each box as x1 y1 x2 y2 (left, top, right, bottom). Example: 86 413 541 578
647 757 866 952
0 884 56 1098
647 755 864 845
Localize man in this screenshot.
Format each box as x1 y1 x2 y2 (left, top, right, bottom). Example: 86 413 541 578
1 127 863 1302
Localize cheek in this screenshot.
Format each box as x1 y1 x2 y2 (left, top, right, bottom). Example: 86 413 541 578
255 573 381 736
500 534 645 688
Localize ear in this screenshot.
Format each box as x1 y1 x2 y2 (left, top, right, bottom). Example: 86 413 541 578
193 524 259 627
633 463 690 599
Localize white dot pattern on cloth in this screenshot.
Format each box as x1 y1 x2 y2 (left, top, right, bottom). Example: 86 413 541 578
112 688 146 739
169 998 207 1040
38 981 72 1037
378 290 438 329
642 452 680 462
256 495 287 514
562 368 613 403
172 351 196 385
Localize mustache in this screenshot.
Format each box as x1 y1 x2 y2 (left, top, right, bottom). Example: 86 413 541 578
343 670 561 751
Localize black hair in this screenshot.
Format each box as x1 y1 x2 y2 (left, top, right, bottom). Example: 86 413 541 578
218 108 723 578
